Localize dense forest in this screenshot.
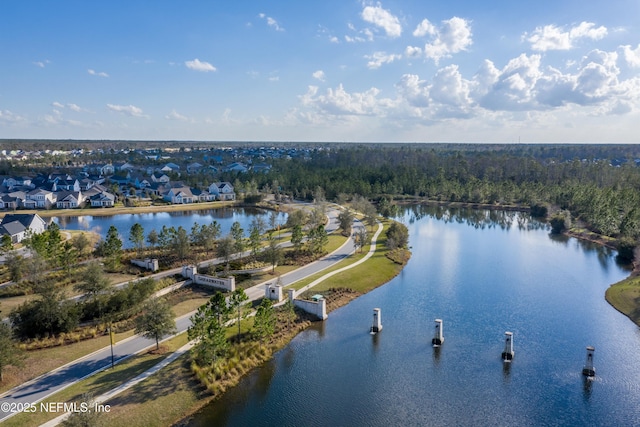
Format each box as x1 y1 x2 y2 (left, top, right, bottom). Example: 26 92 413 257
3 140 640 252
224 144 640 250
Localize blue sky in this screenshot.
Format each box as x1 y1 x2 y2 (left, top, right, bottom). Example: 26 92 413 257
1 0 639 143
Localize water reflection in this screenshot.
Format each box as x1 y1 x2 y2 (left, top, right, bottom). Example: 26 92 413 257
582 377 593 402
371 332 380 353
405 204 548 232
432 346 441 365
187 204 640 427
502 361 512 383
52 207 287 249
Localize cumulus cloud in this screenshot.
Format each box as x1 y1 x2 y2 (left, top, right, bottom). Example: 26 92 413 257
185 59 216 72
413 19 436 37
361 3 402 38
405 46 422 58
107 104 148 118
0 109 26 124
51 102 87 112
478 49 635 112
365 51 402 69
259 13 284 31
415 17 473 63
312 70 326 81
297 46 640 126
300 84 392 116
621 44 640 67
526 22 607 51
165 110 189 121
33 60 50 68
88 69 109 77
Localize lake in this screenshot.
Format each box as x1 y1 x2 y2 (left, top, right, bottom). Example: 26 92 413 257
52 207 287 248
186 205 640 427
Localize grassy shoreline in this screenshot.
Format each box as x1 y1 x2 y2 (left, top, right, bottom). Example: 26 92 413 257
26 220 407 427
0 200 240 219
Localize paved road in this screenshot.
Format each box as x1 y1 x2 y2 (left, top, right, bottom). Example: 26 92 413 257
0 204 356 423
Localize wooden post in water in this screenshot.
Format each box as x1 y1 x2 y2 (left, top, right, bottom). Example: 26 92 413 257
432 319 444 347
370 308 382 334
501 331 514 362
582 346 596 377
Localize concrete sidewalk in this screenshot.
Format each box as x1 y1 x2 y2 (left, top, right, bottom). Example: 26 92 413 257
40 341 195 427
39 220 383 426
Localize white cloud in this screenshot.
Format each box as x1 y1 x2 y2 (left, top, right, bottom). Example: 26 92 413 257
296 47 640 128
67 103 82 112
0 109 26 124
430 65 472 108
365 51 402 69
421 17 473 63
361 3 402 38
33 60 50 68
107 104 148 118
300 84 391 116
165 110 189 121
185 59 216 72
52 101 65 109
413 19 436 37
405 46 422 58
395 74 430 107
259 13 284 32
621 44 640 67
88 69 109 77
526 22 607 51
313 70 326 81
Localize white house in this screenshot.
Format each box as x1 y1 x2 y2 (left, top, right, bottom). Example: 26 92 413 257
24 188 56 209
0 213 47 243
208 182 235 201
55 191 83 209
164 186 194 204
90 191 116 207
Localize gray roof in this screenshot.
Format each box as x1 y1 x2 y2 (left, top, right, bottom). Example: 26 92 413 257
0 221 26 236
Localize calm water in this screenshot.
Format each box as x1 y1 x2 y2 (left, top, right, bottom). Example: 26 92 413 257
186 206 640 427
52 207 286 248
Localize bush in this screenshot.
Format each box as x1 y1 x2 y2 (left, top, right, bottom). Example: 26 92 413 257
385 222 409 250
549 210 571 234
617 237 637 263
11 297 80 340
530 203 548 218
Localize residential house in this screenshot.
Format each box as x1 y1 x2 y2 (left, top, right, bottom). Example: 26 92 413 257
23 188 56 209
56 191 83 209
208 182 236 201
164 184 194 204
186 162 203 174
0 195 20 210
252 163 272 174
90 192 116 207
224 162 248 173
0 213 47 243
94 163 115 176
160 162 180 173
115 162 136 171
131 174 151 189
151 172 170 183
192 188 216 202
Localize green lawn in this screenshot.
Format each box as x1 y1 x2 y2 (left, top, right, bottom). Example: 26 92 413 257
2 334 189 427
605 275 640 326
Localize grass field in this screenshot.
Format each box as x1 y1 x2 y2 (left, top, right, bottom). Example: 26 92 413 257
605 275 640 326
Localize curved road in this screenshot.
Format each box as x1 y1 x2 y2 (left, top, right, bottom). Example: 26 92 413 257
0 204 359 423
